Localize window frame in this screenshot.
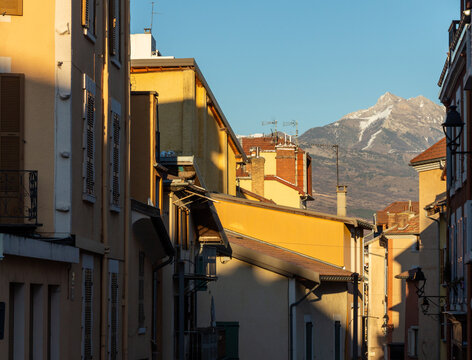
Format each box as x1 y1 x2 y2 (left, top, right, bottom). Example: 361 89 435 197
0 0 23 16
81 0 97 43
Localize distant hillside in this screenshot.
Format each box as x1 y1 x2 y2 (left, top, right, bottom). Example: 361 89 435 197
299 92 445 219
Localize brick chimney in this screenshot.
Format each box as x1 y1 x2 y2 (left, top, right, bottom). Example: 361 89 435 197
336 185 347 217
276 146 296 184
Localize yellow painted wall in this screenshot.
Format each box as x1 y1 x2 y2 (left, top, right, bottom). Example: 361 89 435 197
264 180 301 208
262 151 277 175
214 197 349 267
131 69 239 195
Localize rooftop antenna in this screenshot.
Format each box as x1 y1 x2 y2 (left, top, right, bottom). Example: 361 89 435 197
148 2 159 33
283 120 298 145
262 119 278 139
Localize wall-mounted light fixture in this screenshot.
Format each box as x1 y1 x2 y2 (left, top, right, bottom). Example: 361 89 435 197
442 105 471 155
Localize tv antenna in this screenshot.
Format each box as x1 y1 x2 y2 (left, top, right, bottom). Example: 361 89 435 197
262 119 278 137
283 120 298 145
148 2 159 33
311 143 340 186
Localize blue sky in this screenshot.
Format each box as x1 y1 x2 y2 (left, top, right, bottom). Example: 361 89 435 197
130 1 458 135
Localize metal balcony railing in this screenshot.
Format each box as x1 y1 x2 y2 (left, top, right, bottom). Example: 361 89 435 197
0 170 38 225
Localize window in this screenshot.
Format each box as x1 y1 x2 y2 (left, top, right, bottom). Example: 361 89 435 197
109 99 121 211
48 285 60 360
9 282 25 360
138 252 145 333
108 260 119 360
334 320 341 360
82 75 96 203
216 322 239 359
304 316 313 360
0 0 22 15
82 255 94 360
407 326 418 357
29 284 43 360
109 0 121 66
0 73 23 170
81 0 96 40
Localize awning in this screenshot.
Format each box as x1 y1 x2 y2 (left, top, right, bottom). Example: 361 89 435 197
131 200 174 266
171 183 231 255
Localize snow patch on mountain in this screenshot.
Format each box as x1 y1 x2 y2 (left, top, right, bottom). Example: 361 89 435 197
358 106 393 142
362 129 382 150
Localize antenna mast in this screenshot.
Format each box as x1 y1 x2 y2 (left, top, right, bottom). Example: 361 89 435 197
261 119 278 138
283 120 299 145
311 143 340 186
149 2 159 33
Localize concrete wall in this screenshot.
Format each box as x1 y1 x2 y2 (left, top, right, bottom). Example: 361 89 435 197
264 179 301 208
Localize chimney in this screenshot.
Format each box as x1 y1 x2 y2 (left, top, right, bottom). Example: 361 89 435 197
337 185 347 217
251 156 265 197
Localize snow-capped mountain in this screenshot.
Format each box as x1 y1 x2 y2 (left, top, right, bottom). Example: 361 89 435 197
298 93 445 219
300 92 445 154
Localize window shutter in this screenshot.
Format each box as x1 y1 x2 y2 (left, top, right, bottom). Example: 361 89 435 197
108 260 119 360
0 74 22 171
83 75 96 202
82 266 93 360
0 0 23 15
109 99 121 210
81 0 95 35
138 252 145 328
109 0 120 57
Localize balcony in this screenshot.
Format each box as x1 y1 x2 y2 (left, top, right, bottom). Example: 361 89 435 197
0 170 38 229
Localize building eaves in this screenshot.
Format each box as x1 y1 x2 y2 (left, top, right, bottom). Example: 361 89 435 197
131 58 247 163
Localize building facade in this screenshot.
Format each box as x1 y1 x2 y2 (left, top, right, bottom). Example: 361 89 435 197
0 0 130 358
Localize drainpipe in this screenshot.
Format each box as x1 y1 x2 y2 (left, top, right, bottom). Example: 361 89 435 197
289 280 320 360
178 259 185 360
100 0 110 357
353 273 359 360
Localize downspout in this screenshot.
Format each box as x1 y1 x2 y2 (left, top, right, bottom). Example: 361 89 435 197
289 280 320 360
100 0 110 358
353 273 359 360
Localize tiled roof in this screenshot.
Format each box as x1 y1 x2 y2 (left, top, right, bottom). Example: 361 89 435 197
384 214 420 234
376 201 419 225
226 231 354 278
240 136 279 154
410 138 446 165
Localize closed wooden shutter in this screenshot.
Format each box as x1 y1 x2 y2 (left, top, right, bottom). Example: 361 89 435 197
81 0 95 35
0 0 23 16
83 75 96 202
109 272 118 360
0 74 22 171
109 0 120 58
138 252 145 328
82 268 93 360
109 99 120 210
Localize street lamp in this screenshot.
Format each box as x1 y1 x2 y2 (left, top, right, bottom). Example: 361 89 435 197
441 105 470 154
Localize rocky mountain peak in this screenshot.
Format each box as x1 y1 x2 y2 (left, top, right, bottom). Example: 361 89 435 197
376 91 402 106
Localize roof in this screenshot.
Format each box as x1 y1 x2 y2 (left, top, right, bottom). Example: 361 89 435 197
211 192 375 230
409 138 446 165
236 186 276 204
226 230 354 282
376 201 419 225
241 136 280 154
384 214 419 235
131 58 247 163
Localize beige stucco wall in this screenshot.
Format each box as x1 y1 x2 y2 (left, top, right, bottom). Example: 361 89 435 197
197 257 289 359
0 0 56 232
262 151 277 175
417 167 445 359
389 234 419 344
367 241 387 360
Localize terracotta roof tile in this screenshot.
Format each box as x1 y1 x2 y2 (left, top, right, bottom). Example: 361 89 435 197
376 201 419 225
226 232 353 278
384 214 420 234
410 137 446 165
240 136 280 154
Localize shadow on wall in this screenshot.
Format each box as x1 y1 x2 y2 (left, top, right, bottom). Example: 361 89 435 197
197 258 357 360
